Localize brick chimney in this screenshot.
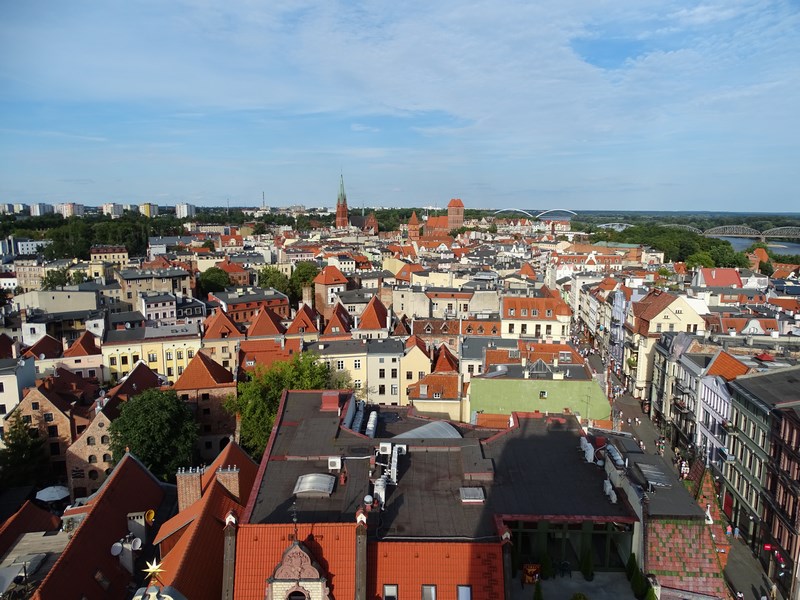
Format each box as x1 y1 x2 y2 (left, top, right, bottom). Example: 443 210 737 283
302 284 313 309
216 466 240 503
176 466 204 511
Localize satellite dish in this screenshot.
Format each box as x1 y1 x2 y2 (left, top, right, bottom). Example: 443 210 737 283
131 537 142 551
144 509 155 524
364 495 373 505
40 353 46 360
110 542 123 556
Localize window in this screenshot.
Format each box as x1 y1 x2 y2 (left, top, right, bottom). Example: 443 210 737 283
457 587 472 600
87 436 96 445
433 392 442 399
50 442 60 456
422 585 436 600
379 369 386 378
418 371 425 380
188 349 194 358
101 435 109 444
521 324 527 334
121 356 128 365
391 368 398 378
337 360 345 371
546 309 552 317
178 366 184 375
177 350 183 360
468 364 474 374
354 359 361 369
0 404 5 415
132 354 140 363
88 470 99 480
166 351 173 360
509 324 515 334
47 425 58 437
379 385 386 395
167 367 174 377
354 379 362 389
509 308 515 316
22 415 32 424
109 356 117 366
88 369 96 378
44 412 54 422
201 393 210 401
384 585 398 600
31 400 38 410
391 385 398 395
88 455 97 463
148 353 157 362
406 371 413 380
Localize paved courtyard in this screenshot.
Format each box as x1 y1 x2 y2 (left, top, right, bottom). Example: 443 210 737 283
511 572 635 600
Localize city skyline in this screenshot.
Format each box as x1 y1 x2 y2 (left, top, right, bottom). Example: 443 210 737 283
1 1 798 211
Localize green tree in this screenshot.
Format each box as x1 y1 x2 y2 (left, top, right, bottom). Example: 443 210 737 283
686 251 715 269
226 352 348 458
201 240 216 250
41 267 72 290
759 260 774 276
289 262 320 304
71 270 88 285
108 389 198 481
258 266 291 296
0 413 49 487
198 267 231 295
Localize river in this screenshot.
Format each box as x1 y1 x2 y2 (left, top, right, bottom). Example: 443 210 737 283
713 236 800 256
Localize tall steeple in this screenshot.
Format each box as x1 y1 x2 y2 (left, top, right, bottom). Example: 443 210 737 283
335 174 349 228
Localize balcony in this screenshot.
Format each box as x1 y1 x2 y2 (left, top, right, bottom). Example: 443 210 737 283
675 380 695 396
721 420 738 436
718 446 737 463
673 399 691 414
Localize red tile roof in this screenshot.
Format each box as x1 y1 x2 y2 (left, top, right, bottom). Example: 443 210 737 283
358 295 389 330
62 331 100 358
234 523 357 600
247 306 286 337
313 265 347 286
500 296 572 320
33 454 165 600
286 304 320 335
699 267 742 288
395 262 425 283
23 334 63 359
0 500 61 558
238 338 301 374
433 343 459 373
408 372 460 400
172 352 234 391
322 304 353 337
369 541 503 600
706 351 751 382
447 198 465 208
203 309 245 340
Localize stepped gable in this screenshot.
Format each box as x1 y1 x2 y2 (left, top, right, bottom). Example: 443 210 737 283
358 295 389 330
63 330 100 358
247 305 286 338
286 304 320 335
23 334 62 360
203 309 245 340
322 303 353 337
433 343 458 372
173 352 234 391
313 265 347 286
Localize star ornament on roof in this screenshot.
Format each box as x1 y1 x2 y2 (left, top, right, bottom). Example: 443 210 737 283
143 559 165 582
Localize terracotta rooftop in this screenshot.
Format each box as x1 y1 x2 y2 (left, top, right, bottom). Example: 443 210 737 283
246 306 286 337
357 295 389 330
433 343 459 373
313 265 347 286
172 352 234 391
23 334 62 360
706 350 751 382
0 500 61 558
62 330 100 358
203 309 245 340
285 304 320 335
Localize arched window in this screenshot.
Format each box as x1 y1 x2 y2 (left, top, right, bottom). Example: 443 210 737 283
101 435 109 444
88 455 97 463
88 470 99 480
103 453 112 462
87 436 96 446
287 592 307 600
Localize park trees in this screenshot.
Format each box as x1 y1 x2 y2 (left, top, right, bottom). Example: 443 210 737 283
0 413 49 487
108 389 198 481
198 267 231 295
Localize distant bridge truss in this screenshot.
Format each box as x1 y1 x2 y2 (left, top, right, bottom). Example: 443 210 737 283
703 225 763 237
596 223 633 232
762 227 800 239
662 223 703 235
493 208 578 220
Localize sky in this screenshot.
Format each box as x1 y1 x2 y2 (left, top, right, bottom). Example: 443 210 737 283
1 1 798 212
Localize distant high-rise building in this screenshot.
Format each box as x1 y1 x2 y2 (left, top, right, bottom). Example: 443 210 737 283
30 203 55 217
176 203 196 219
101 202 124 218
55 202 85 218
139 203 159 218
335 175 349 228
0 204 13 215
13 203 26 214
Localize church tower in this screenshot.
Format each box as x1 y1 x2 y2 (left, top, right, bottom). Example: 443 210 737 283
335 175 349 229
447 198 464 231
408 211 420 241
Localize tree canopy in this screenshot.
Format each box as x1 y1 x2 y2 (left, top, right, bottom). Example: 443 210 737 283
198 267 231 295
108 389 198 481
40 267 73 290
289 262 320 304
258 266 291 297
226 352 349 458
0 413 49 487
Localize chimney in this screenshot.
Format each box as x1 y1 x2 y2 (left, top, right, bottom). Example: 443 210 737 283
216 466 240 502
302 284 313 308
355 509 368 600
221 511 238 600
176 467 204 511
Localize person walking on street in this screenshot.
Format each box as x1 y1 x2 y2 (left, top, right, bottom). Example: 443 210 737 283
734 526 740 539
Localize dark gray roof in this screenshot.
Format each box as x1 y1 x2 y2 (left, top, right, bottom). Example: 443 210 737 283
110 311 145 324
118 268 188 279
365 338 404 355
460 337 518 361
731 366 800 408
213 287 288 303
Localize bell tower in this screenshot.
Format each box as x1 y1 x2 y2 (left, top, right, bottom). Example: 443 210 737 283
335 175 349 229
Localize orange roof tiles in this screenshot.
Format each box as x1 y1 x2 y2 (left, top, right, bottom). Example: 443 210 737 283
0 500 61 558
234 523 357 600
62 330 100 358
500 296 572 320
358 295 389 330
706 351 751 382
395 262 425 282
433 343 459 373
313 265 347 286
699 267 743 288
369 541 503 600
238 338 301 373
23 334 62 359
322 303 353 338
172 352 234 391
247 306 286 337
447 198 465 208
409 372 460 400
286 304 320 335
203 309 245 340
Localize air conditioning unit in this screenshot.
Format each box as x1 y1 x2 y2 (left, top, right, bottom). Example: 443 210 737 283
378 442 393 456
328 456 342 471
540 390 548 399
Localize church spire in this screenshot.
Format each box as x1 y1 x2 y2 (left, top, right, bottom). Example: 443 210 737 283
338 174 347 206
335 174 349 228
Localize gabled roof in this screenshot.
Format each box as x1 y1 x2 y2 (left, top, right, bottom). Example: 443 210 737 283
246 306 286 337
433 343 459 373
238 338 301 374
313 265 347 286
105 361 161 402
517 262 537 279
322 303 353 337
698 267 742 288
32 454 165 600
357 295 389 330
706 351 750 382
0 500 61 558
203 309 245 340
23 334 62 360
405 334 430 357
285 304 320 335
393 315 411 336
408 372 460 400
408 211 419 226
63 330 100 358
447 198 464 208
172 352 234 391
395 262 425 283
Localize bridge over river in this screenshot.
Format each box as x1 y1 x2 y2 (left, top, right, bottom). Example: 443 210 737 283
596 223 800 241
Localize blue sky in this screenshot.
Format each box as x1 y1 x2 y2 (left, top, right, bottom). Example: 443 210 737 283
1 0 798 211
